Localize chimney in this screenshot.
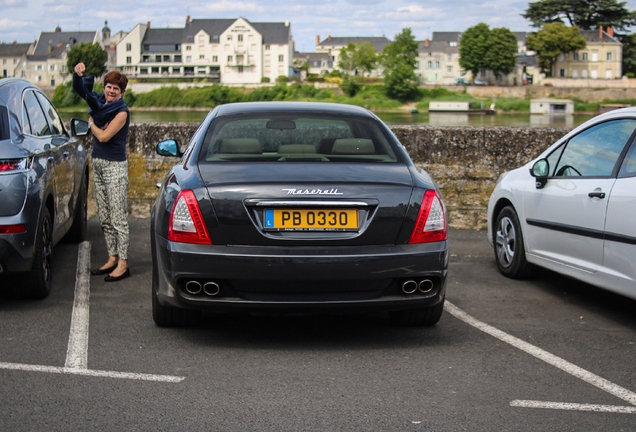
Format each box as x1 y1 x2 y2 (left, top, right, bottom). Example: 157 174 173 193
285 20 289 27
607 27 614 37
186 15 191 24
599 25 603 39
316 35 320 46
328 35 331 40
147 21 151 29
425 38 430 47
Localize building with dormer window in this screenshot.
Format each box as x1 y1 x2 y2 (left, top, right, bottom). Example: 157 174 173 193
13 27 99 86
0 42 34 78
116 17 293 84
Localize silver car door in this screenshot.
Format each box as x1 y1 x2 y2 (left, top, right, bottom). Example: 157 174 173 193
523 118 636 272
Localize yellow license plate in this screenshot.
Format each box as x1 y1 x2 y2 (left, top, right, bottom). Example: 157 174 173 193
263 208 358 231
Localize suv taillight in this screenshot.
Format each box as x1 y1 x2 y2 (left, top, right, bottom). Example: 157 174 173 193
168 190 212 244
0 159 27 172
408 190 447 244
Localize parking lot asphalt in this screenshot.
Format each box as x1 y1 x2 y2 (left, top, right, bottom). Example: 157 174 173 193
1 216 635 431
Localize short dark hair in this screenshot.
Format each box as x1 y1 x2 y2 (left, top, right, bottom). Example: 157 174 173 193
103 70 128 92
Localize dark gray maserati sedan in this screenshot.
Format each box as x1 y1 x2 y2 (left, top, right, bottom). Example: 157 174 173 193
0 78 89 298
151 102 447 327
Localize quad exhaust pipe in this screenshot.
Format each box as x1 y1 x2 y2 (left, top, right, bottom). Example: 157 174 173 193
203 282 220 296
401 279 435 294
184 280 220 296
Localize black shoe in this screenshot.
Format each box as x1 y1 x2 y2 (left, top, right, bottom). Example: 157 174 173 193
91 264 117 276
104 268 131 282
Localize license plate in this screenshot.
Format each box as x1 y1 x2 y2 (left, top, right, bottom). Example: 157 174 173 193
263 208 358 231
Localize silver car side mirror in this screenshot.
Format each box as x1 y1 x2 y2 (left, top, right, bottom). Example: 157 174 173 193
530 159 549 189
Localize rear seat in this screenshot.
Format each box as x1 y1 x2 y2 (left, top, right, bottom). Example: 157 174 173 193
277 144 316 154
219 138 262 154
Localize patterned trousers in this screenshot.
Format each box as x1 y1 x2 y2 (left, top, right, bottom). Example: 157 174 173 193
92 158 130 260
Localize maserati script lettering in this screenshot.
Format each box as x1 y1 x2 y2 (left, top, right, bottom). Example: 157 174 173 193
283 188 343 196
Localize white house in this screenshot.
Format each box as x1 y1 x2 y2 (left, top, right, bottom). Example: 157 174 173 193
116 17 293 84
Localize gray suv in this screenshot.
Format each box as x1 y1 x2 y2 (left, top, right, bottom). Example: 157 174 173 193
0 78 89 298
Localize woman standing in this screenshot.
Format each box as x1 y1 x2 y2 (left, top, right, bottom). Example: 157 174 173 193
73 62 131 282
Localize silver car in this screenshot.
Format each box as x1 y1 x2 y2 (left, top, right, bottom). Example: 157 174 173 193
488 107 636 300
0 78 89 298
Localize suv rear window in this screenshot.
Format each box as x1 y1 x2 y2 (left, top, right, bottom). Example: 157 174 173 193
199 112 401 163
0 106 9 140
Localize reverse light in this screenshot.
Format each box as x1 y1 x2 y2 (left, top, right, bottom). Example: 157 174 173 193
408 190 447 244
168 190 212 244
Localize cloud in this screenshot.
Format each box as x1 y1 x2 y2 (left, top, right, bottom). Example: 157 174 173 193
0 18 30 30
0 0 27 6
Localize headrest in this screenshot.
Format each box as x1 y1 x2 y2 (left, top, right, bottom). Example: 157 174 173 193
331 138 375 154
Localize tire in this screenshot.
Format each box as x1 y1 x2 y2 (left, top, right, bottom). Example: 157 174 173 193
494 206 531 279
389 297 445 326
152 282 200 327
65 178 87 243
22 207 53 299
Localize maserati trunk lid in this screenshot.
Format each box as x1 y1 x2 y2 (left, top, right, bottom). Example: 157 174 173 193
198 162 415 246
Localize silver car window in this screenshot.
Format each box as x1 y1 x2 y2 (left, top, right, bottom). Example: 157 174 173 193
554 119 636 177
35 92 64 136
23 90 50 137
618 141 636 178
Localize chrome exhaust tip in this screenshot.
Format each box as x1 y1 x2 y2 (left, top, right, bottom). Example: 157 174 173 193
402 280 418 294
185 280 202 295
203 281 220 296
418 279 434 293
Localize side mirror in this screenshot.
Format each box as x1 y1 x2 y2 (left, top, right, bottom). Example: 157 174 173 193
156 139 183 157
530 159 549 189
70 118 89 137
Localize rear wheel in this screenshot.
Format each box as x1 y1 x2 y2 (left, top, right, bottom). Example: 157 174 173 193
22 208 53 299
494 206 531 279
390 298 445 326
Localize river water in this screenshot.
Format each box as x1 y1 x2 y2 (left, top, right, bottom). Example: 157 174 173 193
60 109 595 128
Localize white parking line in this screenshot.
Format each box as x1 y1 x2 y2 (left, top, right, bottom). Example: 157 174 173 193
64 241 91 370
0 242 185 383
445 301 636 413
510 400 636 414
0 362 184 382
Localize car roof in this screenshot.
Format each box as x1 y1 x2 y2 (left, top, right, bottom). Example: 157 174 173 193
213 101 376 118
0 78 41 108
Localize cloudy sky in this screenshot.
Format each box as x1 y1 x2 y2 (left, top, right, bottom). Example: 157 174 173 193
2 0 636 52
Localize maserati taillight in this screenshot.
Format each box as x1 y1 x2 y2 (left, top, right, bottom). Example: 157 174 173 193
408 190 447 244
168 190 212 244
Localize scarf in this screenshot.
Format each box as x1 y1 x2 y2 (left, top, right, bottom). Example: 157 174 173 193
72 73 127 127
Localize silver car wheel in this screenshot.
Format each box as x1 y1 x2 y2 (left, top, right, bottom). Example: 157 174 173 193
496 216 515 268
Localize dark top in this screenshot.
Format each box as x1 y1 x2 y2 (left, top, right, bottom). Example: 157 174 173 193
72 73 130 162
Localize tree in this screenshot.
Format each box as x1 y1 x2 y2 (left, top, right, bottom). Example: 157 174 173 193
338 42 378 76
66 42 108 77
619 33 636 76
381 28 419 100
523 0 636 31
485 28 520 80
526 22 587 75
458 23 490 82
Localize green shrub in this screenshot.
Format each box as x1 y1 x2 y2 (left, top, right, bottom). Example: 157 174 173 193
276 75 289 84
261 76 271 83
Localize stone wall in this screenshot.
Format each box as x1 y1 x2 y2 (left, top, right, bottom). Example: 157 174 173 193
83 123 571 229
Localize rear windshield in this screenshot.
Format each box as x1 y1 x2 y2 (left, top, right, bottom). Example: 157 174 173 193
0 106 9 140
198 112 402 163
